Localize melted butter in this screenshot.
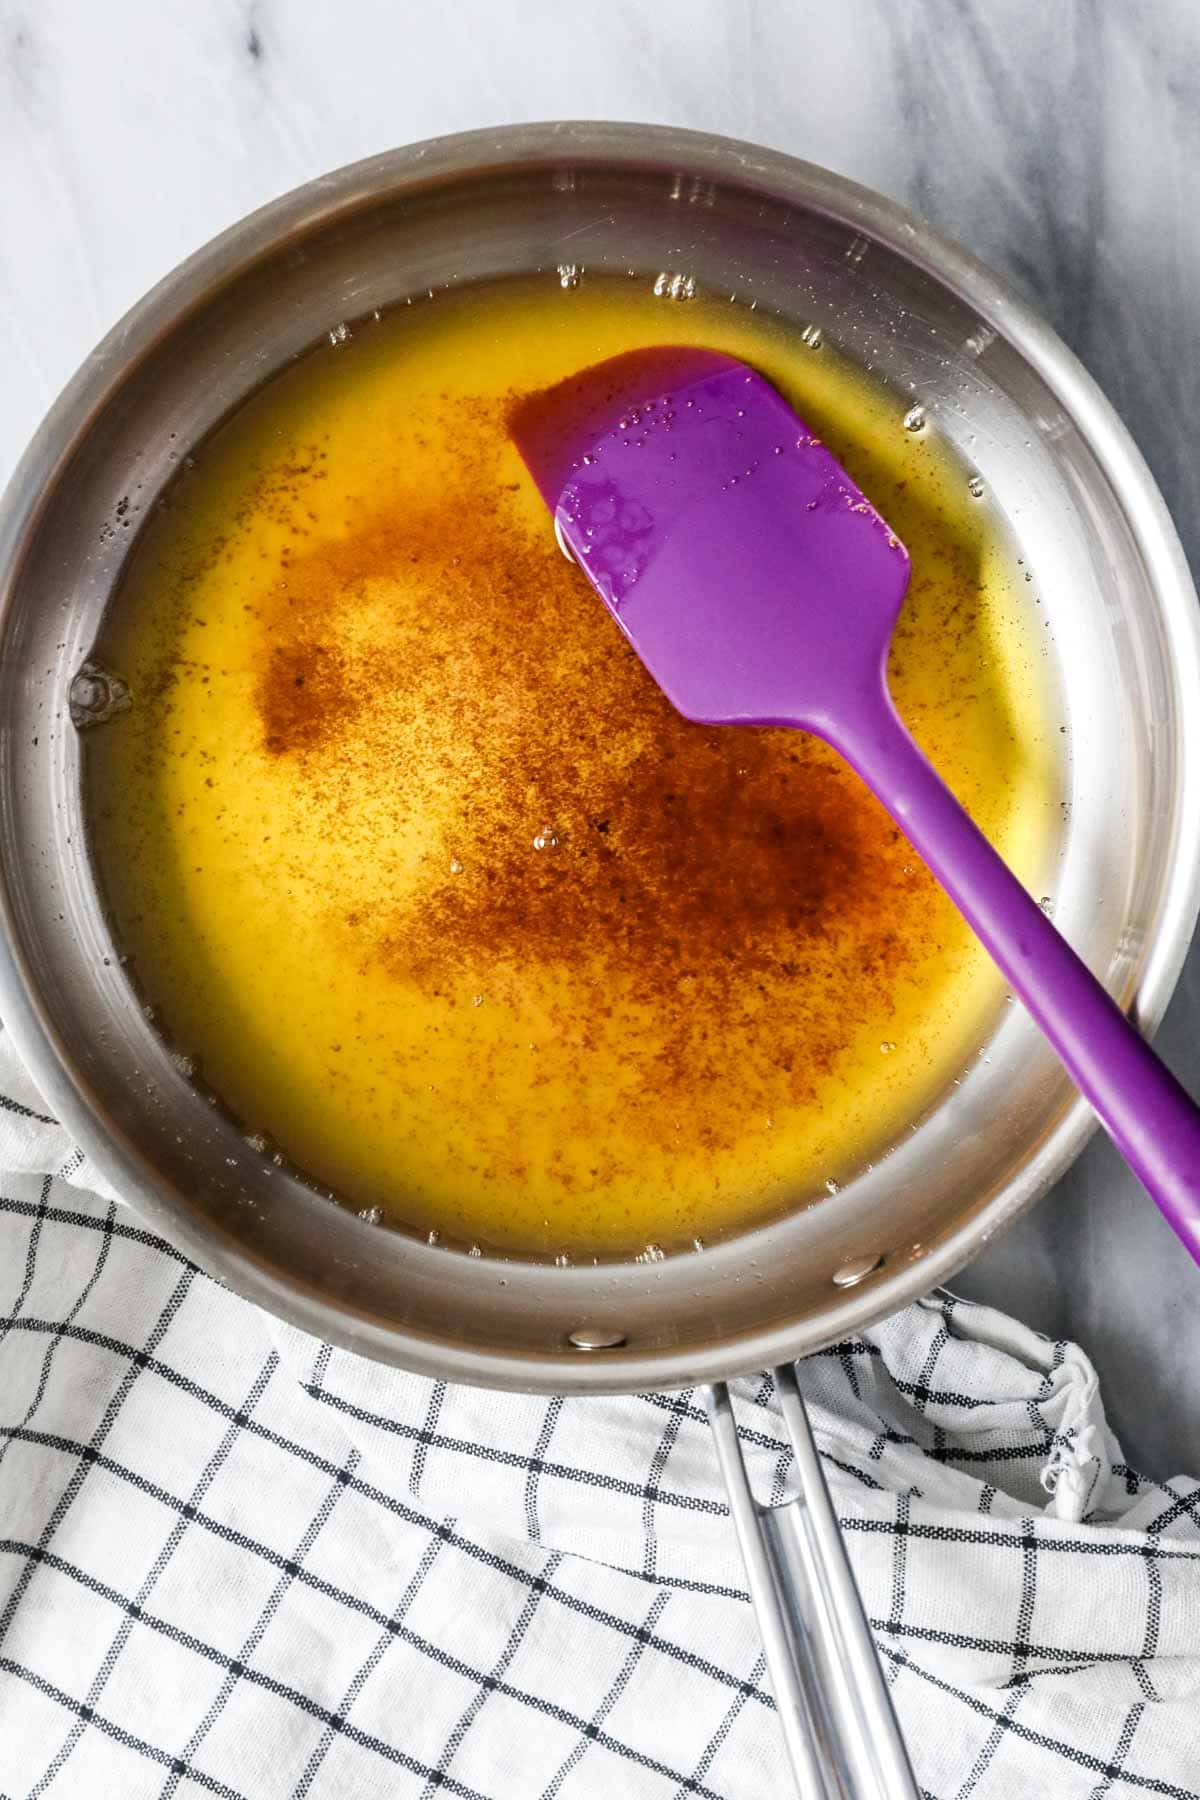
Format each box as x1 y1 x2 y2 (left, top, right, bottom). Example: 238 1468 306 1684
87 275 1059 1256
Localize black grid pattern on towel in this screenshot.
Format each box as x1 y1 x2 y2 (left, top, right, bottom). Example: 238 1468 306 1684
3 1169 1200 1798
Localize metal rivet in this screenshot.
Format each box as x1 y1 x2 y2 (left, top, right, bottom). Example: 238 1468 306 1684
831 1254 885 1289
568 1327 627 1351
69 660 132 729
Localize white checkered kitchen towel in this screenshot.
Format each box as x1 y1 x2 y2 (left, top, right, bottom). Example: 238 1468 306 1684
2 1023 1200 1800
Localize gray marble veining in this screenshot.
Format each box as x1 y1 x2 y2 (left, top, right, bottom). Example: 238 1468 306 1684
1 0 1197 1476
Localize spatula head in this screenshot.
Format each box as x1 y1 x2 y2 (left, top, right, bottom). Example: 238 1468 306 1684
509 347 910 734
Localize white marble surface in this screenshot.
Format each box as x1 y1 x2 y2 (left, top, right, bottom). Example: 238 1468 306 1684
2 0 1198 1477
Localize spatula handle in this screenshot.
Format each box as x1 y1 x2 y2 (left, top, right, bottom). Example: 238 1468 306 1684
833 691 1200 1263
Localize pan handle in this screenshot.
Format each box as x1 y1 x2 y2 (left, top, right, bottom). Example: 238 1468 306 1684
703 1368 918 1800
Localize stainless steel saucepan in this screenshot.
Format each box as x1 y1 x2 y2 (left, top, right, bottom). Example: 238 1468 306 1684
2 125 1198 1798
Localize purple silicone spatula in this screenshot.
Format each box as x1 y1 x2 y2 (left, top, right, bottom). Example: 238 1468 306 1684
510 346 1200 1265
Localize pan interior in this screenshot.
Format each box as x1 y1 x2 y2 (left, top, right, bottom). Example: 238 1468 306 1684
83 271 1058 1266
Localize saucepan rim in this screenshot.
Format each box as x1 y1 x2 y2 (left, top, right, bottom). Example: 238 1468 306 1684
1 121 1199 1392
